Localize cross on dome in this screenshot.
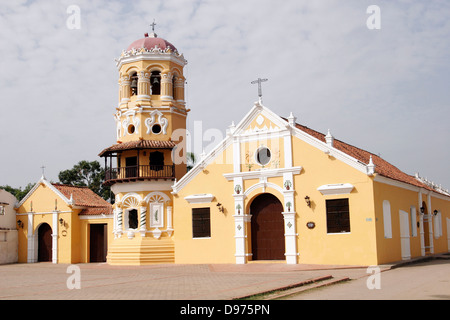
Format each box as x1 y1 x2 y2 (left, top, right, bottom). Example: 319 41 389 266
149 19 157 37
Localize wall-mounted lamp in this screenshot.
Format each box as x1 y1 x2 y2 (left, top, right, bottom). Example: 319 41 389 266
59 218 66 227
433 210 438 216
17 220 24 229
217 203 224 213
305 196 311 208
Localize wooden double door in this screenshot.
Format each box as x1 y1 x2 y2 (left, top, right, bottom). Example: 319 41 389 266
250 194 285 260
90 224 108 263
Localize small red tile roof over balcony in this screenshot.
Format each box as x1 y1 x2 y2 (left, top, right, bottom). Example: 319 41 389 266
127 32 178 53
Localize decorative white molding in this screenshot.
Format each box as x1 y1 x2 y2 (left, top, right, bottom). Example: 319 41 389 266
150 202 164 228
224 167 302 181
116 47 187 70
145 110 168 135
79 214 112 220
144 191 171 204
317 183 355 195
325 129 334 147
184 194 215 204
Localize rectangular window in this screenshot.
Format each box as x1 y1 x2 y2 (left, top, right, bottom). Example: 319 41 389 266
326 199 350 233
192 208 211 238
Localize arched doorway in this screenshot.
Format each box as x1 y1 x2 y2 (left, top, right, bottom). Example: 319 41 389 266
38 223 52 262
250 193 285 260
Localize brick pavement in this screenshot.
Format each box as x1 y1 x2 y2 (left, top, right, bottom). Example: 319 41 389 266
0 262 375 300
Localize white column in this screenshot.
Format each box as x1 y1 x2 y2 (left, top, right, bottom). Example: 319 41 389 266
283 169 297 264
52 212 58 264
283 212 298 264
160 72 173 101
234 214 251 264
427 193 434 254
233 191 246 264
116 205 123 238
233 137 241 173
167 206 174 236
283 134 293 168
139 204 147 237
418 192 425 256
137 71 151 102
27 212 35 263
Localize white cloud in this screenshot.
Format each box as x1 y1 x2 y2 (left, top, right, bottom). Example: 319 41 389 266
0 0 449 191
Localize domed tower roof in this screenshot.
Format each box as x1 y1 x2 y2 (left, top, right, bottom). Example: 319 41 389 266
127 32 179 53
116 31 187 69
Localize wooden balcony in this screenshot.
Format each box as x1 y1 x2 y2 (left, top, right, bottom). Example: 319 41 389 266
104 165 176 186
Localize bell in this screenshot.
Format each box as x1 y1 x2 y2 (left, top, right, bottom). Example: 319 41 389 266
131 79 138 89
152 77 159 84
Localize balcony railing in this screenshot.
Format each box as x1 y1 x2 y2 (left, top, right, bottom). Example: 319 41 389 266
104 165 175 186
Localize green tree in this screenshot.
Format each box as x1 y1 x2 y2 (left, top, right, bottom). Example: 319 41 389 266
187 152 197 172
0 183 34 201
58 160 111 202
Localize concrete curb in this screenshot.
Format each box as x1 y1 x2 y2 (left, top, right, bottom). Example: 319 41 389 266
232 275 334 300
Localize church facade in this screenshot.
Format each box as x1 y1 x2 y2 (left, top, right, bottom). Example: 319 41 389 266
172 102 450 266
97 30 450 267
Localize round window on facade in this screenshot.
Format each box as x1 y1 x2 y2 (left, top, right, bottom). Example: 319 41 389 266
152 124 162 134
256 147 271 166
128 125 136 134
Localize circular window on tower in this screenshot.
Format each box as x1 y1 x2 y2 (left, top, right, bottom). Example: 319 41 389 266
128 124 136 134
152 124 162 134
255 147 271 166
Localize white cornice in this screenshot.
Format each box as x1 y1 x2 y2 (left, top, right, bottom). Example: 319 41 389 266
374 175 450 201
116 51 187 70
317 183 355 195
223 167 302 181
79 214 113 220
184 194 215 204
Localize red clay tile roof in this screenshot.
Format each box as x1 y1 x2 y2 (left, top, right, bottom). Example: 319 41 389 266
52 184 112 216
292 122 439 193
99 140 176 157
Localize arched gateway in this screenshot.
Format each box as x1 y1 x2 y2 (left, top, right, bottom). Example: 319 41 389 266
250 193 285 260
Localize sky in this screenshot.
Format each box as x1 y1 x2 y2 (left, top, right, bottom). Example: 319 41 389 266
0 0 449 192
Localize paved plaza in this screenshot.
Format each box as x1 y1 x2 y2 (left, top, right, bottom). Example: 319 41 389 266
0 261 384 300
0 255 447 300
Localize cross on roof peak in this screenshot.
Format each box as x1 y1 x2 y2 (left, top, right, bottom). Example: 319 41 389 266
251 78 268 102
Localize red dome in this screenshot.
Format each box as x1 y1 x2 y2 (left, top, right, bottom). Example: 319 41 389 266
127 33 178 53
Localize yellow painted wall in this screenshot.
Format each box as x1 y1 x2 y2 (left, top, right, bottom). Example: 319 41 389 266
290 136 378 266
432 196 450 253
173 144 235 264
373 181 450 264
16 182 113 264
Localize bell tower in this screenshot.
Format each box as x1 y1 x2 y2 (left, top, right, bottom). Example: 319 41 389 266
99 28 188 265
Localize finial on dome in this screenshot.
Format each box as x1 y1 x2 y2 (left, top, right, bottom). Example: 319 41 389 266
149 19 158 38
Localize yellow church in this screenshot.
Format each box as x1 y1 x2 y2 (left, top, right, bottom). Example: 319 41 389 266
16 29 450 266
